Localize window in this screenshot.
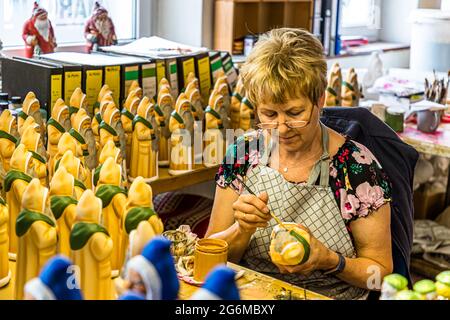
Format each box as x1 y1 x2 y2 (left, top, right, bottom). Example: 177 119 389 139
0 0 137 47
340 0 381 41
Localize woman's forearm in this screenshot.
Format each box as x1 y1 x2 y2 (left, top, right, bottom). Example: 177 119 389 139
207 222 254 263
336 256 392 290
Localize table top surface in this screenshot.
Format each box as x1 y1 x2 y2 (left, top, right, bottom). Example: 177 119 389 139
0 261 330 300
398 123 450 158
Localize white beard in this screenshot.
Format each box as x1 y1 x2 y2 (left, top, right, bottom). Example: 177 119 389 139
95 18 111 38
62 118 71 132
34 19 50 42
113 121 127 158
82 128 97 170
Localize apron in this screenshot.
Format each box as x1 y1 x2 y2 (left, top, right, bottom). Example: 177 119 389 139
241 124 369 300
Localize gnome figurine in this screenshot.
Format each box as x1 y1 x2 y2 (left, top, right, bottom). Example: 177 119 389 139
380 273 409 300
84 1 117 53
239 97 255 131
71 108 97 174
169 106 193 175
214 81 231 129
341 68 362 107
204 92 225 168
93 140 126 188
49 167 78 257
156 85 174 167
230 78 245 130
58 150 89 201
191 266 240 300
100 102 126 160
69 88 88 119
47 99 70 178
127 81 143 100
24 255 83 300
21 125 47 186
15 179 57 300
22 2 57 58
94 84 113 115
0 110 19 185
71 190 113 300
0 197 10 288
4 144 33 259
325 63 343 107
121 89 141 168
185 76 204 123
95 157 127 276
18 92 44 139
129 97 158 182
125 237 179 300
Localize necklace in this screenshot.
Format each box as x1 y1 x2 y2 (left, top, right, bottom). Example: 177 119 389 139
279 148 323 173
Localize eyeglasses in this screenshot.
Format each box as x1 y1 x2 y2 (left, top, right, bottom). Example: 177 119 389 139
256 120 309 130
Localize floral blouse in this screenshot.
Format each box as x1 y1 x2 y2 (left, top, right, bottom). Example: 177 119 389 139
215 131 392 232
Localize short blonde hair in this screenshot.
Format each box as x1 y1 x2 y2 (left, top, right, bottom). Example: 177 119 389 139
240 28 327 106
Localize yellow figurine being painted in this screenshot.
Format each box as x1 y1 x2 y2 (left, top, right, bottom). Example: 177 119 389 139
230 78 244 130
69 87 88 119
15 179 57 300
47 98 70 179
50 166 77 257
123 177 163 259
341 68 362 107
18 92 44 140
95 157 127 276
240 96 255 131
5 144 33 260
71 189 113 300
0 197 10 288
121 89 141 168
156 85 174 167
21 125 47 186
129 97 158 182
325 62 343 107
0 110 19 189
204 92 225 168
168 104 192 175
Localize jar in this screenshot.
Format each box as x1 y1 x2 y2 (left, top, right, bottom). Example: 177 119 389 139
385 107 405 133
0 102 8 112
193 238 228 282
10 96 22 111
0 93 8 103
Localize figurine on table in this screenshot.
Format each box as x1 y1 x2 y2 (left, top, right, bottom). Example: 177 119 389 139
5 144 33 260
84 1 117 53
0 110 19 188
129 97 158 182
69 88 88 119
71 190 113 300
341 68 362 107
99 103 126 160
0 197 10 288
18 92 44 140
15 179 57 300
95 157 127 276
204 91 225 168
47 99 70 179
214 78 231 129
21 126 48 186
71 108 97 174
93 140 126 188
58 150 89 201
169 103 193 175
121 89 141 168
324 63 343 107
49 167 77 257
24 256 83 300
22 2 57 58
185 73 204 123
156 84 174 167
125 237 179 300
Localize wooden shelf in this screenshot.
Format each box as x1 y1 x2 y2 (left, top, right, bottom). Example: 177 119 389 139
149 165 219 195
214 0 314 53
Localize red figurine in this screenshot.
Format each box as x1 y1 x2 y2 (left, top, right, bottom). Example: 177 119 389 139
22 2 57 58
84 2 118 53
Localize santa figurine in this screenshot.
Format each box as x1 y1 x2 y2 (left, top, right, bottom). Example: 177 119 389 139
84 2 118 53
22 2 57 58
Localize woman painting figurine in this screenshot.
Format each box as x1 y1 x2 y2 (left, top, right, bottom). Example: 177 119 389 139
206 28 393 300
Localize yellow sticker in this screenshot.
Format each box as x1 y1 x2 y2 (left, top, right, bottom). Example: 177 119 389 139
50 74 63 112
197 56 212 102
64 71 82 102
104 66 121 105
182 58 195 88
86 69 103 114
156 60 166 89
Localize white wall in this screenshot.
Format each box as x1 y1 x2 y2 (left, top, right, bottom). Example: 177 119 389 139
379 0 417 43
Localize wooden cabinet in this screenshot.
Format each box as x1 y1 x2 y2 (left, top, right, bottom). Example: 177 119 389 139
214 0 314 53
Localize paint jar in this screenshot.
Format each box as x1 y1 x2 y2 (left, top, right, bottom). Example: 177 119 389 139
193 238 228 282
385 107 405 133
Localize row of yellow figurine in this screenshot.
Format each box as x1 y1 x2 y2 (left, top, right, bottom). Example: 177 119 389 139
324 63 362 107
0 147 164 299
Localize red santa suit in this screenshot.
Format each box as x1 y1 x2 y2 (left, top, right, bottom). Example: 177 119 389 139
84 2 117 53
22 2 57 58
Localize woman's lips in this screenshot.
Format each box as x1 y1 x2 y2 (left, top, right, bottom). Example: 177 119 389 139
278 135 296 142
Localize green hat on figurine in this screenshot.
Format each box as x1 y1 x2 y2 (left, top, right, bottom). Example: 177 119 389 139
435 271 450 299
380 274 409 300
413 280 437 300
396 290 425 300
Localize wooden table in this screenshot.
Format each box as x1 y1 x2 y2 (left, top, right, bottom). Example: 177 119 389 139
0 261 329 300
398 123 450 205
149 165 219 195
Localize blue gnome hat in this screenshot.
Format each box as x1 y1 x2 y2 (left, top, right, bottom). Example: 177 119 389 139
127 236 179 300
24 255 83 300
119 291 146 300
191 265 240 300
